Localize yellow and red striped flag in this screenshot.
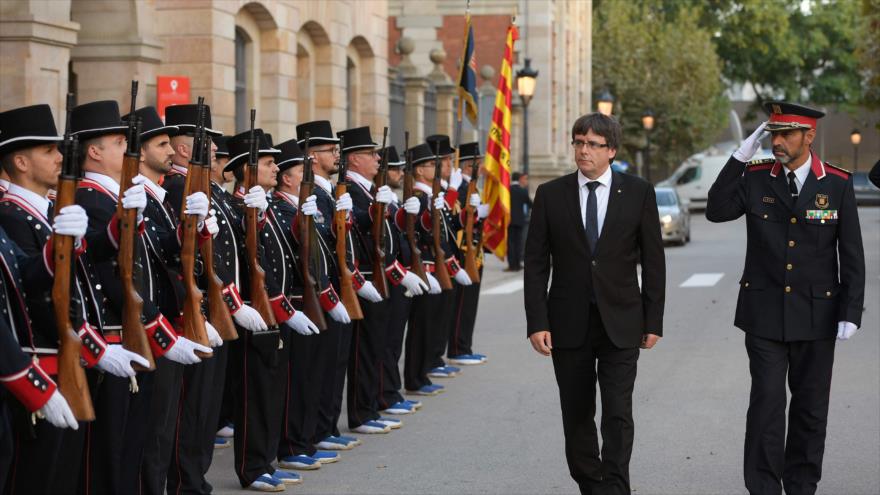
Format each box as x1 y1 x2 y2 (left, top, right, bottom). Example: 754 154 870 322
481 21 518 259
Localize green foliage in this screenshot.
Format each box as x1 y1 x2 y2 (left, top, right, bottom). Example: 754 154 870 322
856 0 880 110
592 0 729 179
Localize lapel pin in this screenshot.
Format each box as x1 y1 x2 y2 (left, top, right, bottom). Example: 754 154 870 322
617 189 622 193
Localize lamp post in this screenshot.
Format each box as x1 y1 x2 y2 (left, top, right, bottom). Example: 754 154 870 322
516 58 538 174
850 129 861 171
597 89 614 116
642 109 655 183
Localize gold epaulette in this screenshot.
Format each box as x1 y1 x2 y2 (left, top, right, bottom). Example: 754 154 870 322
747 158 775 166
825 162 851 175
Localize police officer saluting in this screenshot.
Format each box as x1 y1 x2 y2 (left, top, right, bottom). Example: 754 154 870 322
706 101 865 495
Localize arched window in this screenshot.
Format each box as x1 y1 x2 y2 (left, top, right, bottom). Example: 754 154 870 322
235 28 250 133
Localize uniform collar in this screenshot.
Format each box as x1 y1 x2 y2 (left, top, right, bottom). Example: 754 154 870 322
347 170 374 193
170 163 189 176
277 190 298 206
84 172 121 196
414 181 432 195
577 166 612 189
5 183 50 218
141 175 167 203
784 153 812 186
314 174 332 194
0 179 9 191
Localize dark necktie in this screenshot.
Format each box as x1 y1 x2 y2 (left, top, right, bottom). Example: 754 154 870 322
584 182 600 255
787 171 799 198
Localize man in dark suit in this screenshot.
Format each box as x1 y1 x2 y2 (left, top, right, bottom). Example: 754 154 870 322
524 113 665 495
707 101 865 495
507 172 531 271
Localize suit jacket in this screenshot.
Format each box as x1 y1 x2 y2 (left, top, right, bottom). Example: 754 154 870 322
509 184 532 227
706 155 865 341
524 170 665 349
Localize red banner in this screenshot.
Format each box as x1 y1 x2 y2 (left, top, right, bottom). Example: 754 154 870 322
156 76 190 121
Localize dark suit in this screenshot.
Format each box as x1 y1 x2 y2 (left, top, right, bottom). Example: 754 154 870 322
869 159 880 189
524 170 665 494
507 183 531 270
706 155 865 495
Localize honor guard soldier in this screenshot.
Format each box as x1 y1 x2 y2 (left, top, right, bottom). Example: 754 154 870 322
706 101 865 495
224 128 313 490
447 141 489 366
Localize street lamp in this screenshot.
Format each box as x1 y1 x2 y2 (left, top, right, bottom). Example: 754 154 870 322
516 58 538 174
642 109 654 183
851 129 861 170
596 89 614 116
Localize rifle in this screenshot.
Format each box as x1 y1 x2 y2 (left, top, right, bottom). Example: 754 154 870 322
53 93 95 421
333 136 363 319
370 127 389 299
243 110 277 327
402 132 427 284
178 98 211 355
298 134 327 330
430 142 453 290
118 81 154 371
462 155 481 283
199 131 237 341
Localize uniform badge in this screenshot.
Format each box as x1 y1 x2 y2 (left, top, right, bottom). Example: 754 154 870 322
762 196 775 204
815 194 828 209
314 210 325 224
771 104 782 114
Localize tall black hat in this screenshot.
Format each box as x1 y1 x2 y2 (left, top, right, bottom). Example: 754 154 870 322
296 120 339 146
457 141 483 161
410 142 437 166
213 135 230 157
379 146 405 167
275 138 304 173
425 134 455 156
164 104 222 136
223 128 280 172
70 100 127 139
763 101 825 132
336 126 378 153
0 104 63 157
122 106 178 141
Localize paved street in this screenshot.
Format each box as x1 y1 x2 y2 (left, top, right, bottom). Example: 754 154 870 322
208 207 880 495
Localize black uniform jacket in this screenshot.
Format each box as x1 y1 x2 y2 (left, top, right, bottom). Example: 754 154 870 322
706 154 865 341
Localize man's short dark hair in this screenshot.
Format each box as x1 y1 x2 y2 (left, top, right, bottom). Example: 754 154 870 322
512 172 522 182
571 113 621 150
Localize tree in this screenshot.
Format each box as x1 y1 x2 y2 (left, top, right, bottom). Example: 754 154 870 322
856 0 880 111
592 0 728 179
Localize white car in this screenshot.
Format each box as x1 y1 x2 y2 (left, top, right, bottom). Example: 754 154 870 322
655 187 690 245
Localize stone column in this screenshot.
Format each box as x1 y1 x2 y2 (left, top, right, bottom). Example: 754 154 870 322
0 0 79 126
398 38 427 144
427 48 455 139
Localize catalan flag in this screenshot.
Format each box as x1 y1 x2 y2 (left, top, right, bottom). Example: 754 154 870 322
481 21 518 259
457 14 479 125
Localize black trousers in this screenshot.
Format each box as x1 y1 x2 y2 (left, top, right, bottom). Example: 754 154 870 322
139 357 183 495
404 292 438 391
744 334 835 495
347 298 390 428
0 401 10 492
166 342 229 495
427 287 456 370
277 321 321 460
314 319 348 442
447 265 483 358
80 369 153 495
379 284 411 409
329 319 353 437
507 225 524 269
550 304 639 495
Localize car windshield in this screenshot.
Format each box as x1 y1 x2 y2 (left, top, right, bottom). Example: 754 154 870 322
655 190 677 207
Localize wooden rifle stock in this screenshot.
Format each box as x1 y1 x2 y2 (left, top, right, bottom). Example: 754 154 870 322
54 111 95 420
118 81 154 370
462 158 481 283
200 138 237 341
298 135 327 330
430 144 452 290
334 137 363 319
243 111 276 326
402 133 427 284
370 127 389 299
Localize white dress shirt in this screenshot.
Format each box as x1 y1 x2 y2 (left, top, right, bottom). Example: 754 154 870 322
314 174 332 194
784 153 811 194
84 171 121 196
5 183 51 220
577 166 612 235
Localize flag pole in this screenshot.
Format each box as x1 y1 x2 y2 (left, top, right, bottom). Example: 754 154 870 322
453 0 471 172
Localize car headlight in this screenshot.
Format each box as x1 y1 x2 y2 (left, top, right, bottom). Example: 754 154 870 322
660 214 673 225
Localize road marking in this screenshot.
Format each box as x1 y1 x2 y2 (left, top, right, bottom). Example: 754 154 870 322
680 273 725 288
483 278 524 295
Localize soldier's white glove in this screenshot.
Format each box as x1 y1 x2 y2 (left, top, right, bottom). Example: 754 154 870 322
244 186 268 213
357 280 384 302
96 344 151 377
449 168 464 190
403 197 420 215
477 203 490 219
164 336 211 365
38 390 78 430
401 271 429 297
837 321 858 340
328 302 351 324
205 321 223 347
185 192 209 223
300 195 318 216
733 122 767 162
286 311 320 336
121 182 147 218
233 304 269 332
53 205 88 245
433 192 446 211
426 272 442 294
375 185 395 204
468 193 481 208
204 212 219 236
453 269 473 286
335 192 353 212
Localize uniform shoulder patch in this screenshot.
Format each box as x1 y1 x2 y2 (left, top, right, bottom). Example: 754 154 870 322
746 158 775 172
824 162 851 179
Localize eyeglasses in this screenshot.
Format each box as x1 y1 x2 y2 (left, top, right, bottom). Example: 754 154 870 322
313 147 339 155
350 150 380 157
571 139 610 150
